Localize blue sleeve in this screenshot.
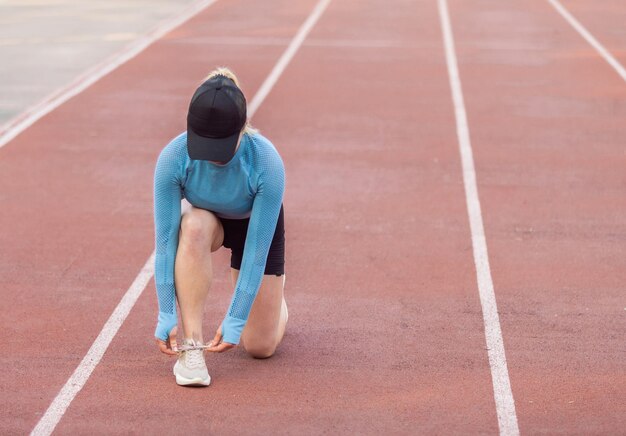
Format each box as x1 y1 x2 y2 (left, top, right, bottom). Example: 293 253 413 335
221 144 285 345
153 139 185 340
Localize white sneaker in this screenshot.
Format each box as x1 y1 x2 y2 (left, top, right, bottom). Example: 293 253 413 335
173 339 211 386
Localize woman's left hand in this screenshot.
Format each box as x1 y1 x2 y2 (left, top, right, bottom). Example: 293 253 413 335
206 324 236 353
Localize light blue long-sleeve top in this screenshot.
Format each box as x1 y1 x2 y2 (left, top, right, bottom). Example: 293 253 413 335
153 131 285 345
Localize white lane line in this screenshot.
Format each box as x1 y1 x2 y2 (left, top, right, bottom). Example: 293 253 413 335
176 35 409 49
547 0 626 83
247 0 331 116
0 0 218 151
30 254 155 436
436 1 520 435
29 1 331 434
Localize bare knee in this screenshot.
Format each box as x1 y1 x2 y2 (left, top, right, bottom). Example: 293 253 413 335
179 208 223 252
244 339 277 359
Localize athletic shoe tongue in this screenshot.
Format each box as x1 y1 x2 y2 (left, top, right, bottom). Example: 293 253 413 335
188 350 204 367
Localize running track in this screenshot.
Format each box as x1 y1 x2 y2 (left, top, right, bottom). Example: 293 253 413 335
1 0 624 434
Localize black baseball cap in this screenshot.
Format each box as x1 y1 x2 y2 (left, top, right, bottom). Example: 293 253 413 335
186 75 247 162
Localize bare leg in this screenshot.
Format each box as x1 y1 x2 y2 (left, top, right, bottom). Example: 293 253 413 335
231 269 288 358
175 207 223 343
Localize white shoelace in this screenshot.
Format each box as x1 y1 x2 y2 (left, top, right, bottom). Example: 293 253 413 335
181 339 205 369
185 349 205 369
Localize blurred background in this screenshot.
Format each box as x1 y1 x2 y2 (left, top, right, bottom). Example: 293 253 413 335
0 0 196 126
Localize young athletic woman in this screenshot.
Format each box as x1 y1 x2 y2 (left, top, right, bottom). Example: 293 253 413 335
152 67 288 386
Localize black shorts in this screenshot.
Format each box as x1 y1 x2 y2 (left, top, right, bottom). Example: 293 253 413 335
218 205 285 276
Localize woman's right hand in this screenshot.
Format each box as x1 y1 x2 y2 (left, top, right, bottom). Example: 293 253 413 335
155 326 178 356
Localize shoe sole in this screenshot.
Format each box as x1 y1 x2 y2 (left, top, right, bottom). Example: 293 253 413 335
173 367 211 387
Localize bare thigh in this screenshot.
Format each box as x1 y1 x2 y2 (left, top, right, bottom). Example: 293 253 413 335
230 269 286 358
178 206 224 253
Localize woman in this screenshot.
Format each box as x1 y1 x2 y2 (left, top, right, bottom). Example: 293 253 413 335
153 67 288 387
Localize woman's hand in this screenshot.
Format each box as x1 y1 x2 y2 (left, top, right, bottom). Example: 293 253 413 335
207 324 236 353
155 326 178 356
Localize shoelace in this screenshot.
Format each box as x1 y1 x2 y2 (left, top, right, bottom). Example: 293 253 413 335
180 339 206 369
185 349 205 369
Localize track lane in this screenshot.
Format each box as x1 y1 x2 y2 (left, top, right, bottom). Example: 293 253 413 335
448 0 626 433
438 0 519 432
53 0 501 433
0 0 316 433
554 0 626 70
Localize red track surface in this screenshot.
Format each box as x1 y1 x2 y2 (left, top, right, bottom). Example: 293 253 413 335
1 0 624 434
450 0 626 432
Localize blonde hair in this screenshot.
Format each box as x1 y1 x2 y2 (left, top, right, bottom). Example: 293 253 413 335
206 67 258 136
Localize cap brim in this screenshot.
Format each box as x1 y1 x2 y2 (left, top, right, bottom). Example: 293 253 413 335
186 128 239 162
